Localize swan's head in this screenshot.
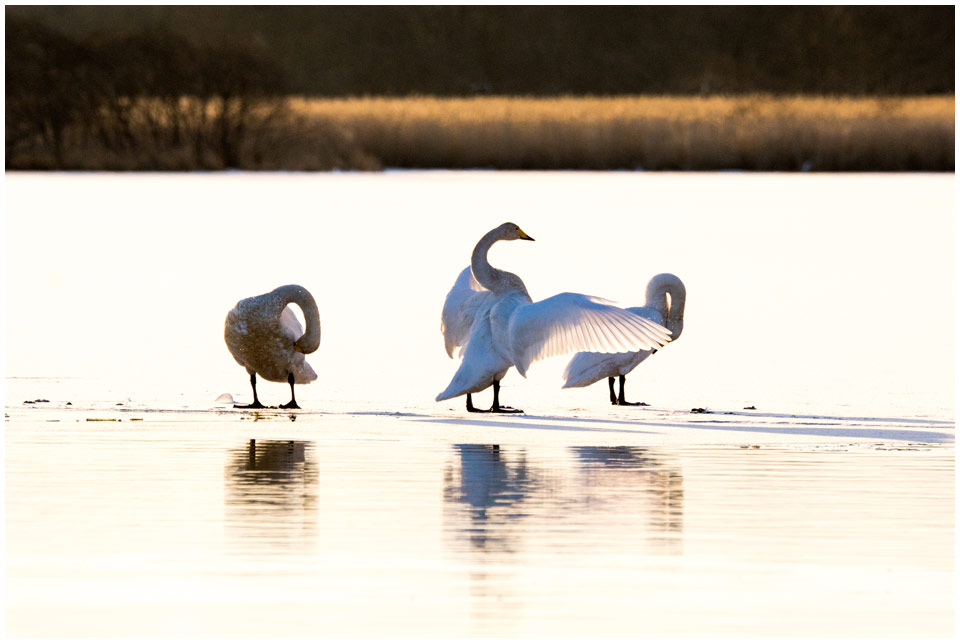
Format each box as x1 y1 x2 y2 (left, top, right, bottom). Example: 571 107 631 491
497 222 535 242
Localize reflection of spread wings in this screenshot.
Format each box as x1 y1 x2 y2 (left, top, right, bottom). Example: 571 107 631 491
441 266 493 358
507 293 672 376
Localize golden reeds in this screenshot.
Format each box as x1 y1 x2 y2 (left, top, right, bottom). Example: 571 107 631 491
8 95 953 171
290 94 955 171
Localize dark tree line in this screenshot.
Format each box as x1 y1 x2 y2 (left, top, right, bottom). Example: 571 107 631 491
6 15 296 168
6 5 954 96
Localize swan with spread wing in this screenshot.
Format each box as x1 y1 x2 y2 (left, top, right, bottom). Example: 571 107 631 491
225 284 321 409
438 223 671 413
563 273 685 406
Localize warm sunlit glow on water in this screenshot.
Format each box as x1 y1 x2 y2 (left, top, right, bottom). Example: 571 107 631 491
4 419 954 637
4 171 954 636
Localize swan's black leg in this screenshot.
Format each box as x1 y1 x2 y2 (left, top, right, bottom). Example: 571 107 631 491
235 372 266 409
609 377 618 405
617 374 649 407
466 393 489 413
280 372 300 409
490 379 523 413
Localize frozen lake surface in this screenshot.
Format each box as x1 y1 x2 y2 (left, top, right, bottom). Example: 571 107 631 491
4 171 955 636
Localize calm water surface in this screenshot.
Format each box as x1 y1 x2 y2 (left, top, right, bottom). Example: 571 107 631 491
5 413 954 637
4 172 954 636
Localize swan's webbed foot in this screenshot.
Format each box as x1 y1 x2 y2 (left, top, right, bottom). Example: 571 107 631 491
236 373 268 409
280 373 300 410
490 381 522 413
466 394 489 413
615 375 649 407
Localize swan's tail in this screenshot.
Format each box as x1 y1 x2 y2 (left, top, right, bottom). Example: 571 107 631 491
436 378 465 402
561 352 600 389
560 353 593 388
293 360 317 384
436 364 485 402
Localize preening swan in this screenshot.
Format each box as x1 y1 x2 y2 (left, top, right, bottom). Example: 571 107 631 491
224 284 321 409
437 223 672 413
563 273 685 405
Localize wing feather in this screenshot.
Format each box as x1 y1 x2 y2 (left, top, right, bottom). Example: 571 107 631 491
596 311 619 353
561 304 670 388
441 266 491 358
508 293 672 376
583 312 601 352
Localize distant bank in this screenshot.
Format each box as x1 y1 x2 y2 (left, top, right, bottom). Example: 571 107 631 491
7 95 954 173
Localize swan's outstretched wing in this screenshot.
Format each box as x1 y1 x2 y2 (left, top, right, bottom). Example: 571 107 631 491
508 293 672 376
441 266 492 358
561 305 666 387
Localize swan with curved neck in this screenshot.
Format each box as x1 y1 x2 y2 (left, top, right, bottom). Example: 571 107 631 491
562 273 685 406
470 224 533 297
224 284 321 409
439 223 672 413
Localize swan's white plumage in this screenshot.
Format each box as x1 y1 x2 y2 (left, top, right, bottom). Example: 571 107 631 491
440 266 491 358
437 223 671 402
437 293 512 400
224 284 320 385
562 273 685 389
508 292 672 376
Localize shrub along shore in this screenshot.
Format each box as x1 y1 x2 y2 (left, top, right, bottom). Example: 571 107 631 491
7 94 954 172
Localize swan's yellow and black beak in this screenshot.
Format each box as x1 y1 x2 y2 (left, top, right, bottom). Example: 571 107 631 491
293 344 304 353
518 228 535 241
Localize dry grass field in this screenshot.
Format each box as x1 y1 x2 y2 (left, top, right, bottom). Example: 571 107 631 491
291 94 955 171
7 95 953 171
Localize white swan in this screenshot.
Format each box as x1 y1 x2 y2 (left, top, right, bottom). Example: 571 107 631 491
224 284 321 409
437 223 672 413
440 265 500 412
562 273 685 405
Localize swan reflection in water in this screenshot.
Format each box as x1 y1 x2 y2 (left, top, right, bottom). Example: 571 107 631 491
570 446 684 547
443 444 684 626
224 439 318 551
443 445 537 553
444 444 684 556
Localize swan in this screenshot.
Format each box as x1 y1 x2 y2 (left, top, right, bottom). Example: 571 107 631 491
224 284 321 409
440 265 497 411
562 273 685 406
437 223 672 413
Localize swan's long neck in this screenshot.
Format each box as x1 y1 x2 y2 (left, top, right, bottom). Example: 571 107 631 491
646 274 686 340
274 284 321 353
471 229 527 296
